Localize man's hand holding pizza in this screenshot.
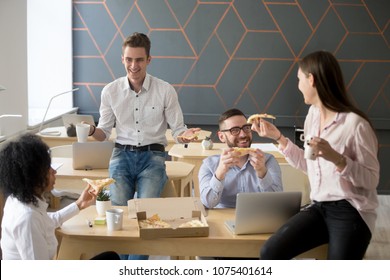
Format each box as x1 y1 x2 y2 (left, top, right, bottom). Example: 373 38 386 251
248 149 267 179
177 128 202 143
214 148 241 181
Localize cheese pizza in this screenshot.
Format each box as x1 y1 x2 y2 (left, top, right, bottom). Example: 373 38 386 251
178 219 205 228
247 113 276 123
233 147 256 157
177 133 199 141
82 177 115 193
138 214 171 229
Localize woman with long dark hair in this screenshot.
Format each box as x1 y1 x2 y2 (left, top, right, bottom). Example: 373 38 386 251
254 51 379 259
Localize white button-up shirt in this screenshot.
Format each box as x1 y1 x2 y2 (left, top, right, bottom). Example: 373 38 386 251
281 106 379 234
97 74 187 146
1 196 79 260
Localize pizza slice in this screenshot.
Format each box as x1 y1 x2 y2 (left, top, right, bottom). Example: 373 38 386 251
177 133 199 141
138 214 171 229
82 177 115 193
247 113 276 124
178 219 205 228
233 147 256 157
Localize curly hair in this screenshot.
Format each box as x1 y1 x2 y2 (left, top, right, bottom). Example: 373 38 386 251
0 133 51 206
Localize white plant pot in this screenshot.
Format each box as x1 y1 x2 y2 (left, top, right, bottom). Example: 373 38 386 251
201 138 213 150
95 200 111 217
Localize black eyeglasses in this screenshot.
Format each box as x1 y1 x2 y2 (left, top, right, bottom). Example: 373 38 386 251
220 124 252 136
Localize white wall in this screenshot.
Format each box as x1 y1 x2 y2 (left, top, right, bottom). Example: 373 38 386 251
0 0 28 137
27 0 73 127
0 0 73 141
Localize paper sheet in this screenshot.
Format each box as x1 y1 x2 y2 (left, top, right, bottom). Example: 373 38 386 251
250 143 280 152
51 162 63 171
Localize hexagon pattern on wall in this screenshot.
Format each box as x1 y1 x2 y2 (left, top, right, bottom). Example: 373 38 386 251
73 0 389 123
73 0 389 189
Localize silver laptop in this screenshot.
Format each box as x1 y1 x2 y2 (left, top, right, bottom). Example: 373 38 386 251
72 141 114 170
62 114 95 127
225 192 302 235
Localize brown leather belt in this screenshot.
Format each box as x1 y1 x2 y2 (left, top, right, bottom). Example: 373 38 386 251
114 143 165 152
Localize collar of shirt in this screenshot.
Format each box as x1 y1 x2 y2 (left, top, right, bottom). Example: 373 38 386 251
126 73 151 94
311 106 347 135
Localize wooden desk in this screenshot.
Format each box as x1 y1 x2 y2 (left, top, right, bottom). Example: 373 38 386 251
56 206 327 260
168 143 287 197
52 158 195 204
37 127 115 148
39 127 211 151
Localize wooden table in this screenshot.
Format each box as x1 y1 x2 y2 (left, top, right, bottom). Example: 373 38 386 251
37 127 115 148
51 158 195 206
168 143 287 197
56 206 327 260
39 127 211 151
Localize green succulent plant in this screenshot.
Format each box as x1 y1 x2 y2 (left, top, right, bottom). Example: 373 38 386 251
96 188 111 201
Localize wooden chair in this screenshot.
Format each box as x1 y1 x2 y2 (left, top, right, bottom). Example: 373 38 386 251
279 163 311 206
50 144 73 158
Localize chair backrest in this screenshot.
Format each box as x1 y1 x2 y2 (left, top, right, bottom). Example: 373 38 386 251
50 145 73 158
279 163 310 206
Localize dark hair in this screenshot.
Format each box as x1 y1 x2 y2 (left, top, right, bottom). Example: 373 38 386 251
218 108 246 129
299 50 372 126
122 32 151 57
0 133 51 206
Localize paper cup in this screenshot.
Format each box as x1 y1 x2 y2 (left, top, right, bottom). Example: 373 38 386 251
304 135 317 160
76 123 90 143
106 209 123 231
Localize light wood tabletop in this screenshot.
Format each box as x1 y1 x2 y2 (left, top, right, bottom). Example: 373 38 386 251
55 205 327 260
52 157 195 201
39 127 211 151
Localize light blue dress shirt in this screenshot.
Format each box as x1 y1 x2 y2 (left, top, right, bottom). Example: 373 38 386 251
199 153 283 208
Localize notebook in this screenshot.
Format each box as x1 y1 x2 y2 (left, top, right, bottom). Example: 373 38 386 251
225 192 302 235
62 114 95 127
72 141 114 170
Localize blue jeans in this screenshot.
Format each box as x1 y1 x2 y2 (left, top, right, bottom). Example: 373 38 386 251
109 148 168 206
260 200 372 260
109 148 168 261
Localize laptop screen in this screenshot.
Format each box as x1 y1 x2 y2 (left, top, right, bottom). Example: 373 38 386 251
72 141 114 170
225 192 302 235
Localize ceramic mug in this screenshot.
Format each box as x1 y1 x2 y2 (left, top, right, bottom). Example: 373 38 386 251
76 123 90 143
106 209 123 231
304 135 317 160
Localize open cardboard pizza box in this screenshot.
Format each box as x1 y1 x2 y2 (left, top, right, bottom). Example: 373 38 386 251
128 197 209 239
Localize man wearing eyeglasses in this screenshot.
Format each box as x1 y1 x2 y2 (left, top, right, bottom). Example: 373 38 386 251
199 108 283 209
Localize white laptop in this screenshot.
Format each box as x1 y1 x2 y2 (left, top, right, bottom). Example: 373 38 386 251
72 141 114 170
225 192 302 235
62 114 95 127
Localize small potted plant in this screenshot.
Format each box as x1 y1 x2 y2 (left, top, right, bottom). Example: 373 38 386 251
95 187 111 217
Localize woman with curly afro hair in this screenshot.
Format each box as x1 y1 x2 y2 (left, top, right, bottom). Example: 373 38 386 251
0 133 119 260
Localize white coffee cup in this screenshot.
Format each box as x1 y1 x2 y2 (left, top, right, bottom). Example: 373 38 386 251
76 123 90 143
304 135 317 160
106 209 123 231
299 132 305 142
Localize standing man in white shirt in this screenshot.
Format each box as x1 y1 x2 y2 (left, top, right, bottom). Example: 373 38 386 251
89 32 200 205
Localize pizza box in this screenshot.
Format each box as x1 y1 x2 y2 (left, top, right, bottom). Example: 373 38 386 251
128 197 209 239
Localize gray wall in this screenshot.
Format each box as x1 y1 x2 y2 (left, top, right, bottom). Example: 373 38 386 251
72 0 389 194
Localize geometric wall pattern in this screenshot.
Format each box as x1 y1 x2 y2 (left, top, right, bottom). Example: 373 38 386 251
72 0 389 193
